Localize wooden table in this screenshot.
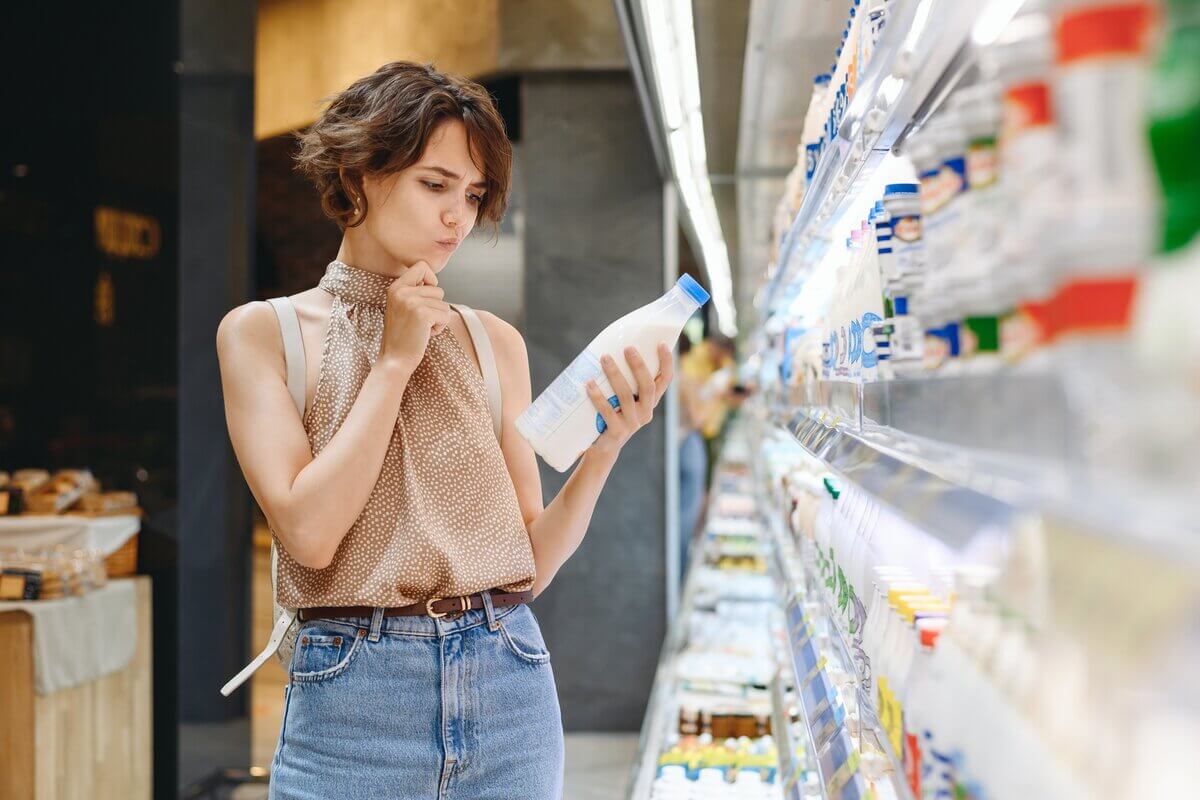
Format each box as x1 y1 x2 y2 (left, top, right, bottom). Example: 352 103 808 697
0 576 152 800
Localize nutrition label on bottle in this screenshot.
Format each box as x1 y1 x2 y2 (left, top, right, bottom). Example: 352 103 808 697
518 349 604 438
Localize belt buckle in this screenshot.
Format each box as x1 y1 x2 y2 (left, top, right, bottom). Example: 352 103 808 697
426 596 470 620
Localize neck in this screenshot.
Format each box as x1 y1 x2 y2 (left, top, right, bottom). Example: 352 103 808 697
335 227 407 279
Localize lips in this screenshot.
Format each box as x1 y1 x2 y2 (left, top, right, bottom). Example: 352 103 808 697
436 239 459 252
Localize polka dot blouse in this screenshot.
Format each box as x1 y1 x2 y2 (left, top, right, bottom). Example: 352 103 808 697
274 260 536 607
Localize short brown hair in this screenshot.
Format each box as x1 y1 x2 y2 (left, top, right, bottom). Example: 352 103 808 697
295 61 512 233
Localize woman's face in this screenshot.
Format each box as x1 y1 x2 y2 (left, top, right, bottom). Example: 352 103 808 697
357 119 487 273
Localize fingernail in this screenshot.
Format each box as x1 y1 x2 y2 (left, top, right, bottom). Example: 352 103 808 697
602 355 613 365
587 380 596 390
625 346 637 357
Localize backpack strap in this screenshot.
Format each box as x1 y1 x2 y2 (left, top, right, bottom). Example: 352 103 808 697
266 297 306 419
219 297 305 698
452 304 503 442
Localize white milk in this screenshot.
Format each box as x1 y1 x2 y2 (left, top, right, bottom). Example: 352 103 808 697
516 275 710 472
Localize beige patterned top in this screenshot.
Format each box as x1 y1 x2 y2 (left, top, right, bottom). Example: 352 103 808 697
275 260 536 607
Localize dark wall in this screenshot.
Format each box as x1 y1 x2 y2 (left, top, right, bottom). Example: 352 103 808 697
522 71 668 730
0 5 183 798
0 4 179 510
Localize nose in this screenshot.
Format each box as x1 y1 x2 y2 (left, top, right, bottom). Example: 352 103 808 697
442 195 465 232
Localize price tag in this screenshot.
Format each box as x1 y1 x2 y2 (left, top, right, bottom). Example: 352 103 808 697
810 701 846 751
800 654 828 687
825 750 862 796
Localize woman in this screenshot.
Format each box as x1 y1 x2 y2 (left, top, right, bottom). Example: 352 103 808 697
216 62 673 799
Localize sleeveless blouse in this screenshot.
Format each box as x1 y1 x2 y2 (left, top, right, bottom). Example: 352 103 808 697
274 260 536 607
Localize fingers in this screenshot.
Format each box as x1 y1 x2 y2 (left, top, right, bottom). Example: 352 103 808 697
391 261 437 288
412 285 446 301
586 379 621 435
601 353 637 423
624 347 656 422
653 342 674 398
419 303 455 327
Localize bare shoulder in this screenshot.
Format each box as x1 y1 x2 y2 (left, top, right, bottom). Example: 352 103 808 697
475 309 527 363
216 301 285 380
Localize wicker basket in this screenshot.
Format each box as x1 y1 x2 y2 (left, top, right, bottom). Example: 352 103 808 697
104 533 138 578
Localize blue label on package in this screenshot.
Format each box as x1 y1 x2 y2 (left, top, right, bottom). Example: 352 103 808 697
595 395 620 433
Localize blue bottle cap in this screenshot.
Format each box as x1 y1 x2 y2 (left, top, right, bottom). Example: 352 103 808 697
676 274 710 306
884 183 920 196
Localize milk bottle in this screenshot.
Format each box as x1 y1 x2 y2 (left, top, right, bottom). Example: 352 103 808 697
516 275 710 472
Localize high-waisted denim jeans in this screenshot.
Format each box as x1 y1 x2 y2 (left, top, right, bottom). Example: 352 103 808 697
268 592 564 799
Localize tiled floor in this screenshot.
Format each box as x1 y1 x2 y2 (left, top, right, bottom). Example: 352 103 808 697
244 531 641 799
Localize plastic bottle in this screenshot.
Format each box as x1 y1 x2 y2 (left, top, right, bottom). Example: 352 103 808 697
882 182 926 372
517 275 709 471
955 83 1005 366
923 111 970 363
901 619 948 797
802 74 834 191
1147 0 1200 255
984 0 1061 359
1049 0 1159 342
1132 0 1200 477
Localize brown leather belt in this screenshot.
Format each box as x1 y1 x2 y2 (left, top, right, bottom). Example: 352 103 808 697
298 589 534 623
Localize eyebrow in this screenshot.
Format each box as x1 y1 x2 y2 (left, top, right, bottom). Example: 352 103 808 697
423 165 487 190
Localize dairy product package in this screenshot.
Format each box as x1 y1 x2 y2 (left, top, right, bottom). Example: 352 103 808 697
516 275 710 471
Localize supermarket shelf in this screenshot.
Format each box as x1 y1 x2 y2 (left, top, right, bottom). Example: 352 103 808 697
784 406 1020 555
808 565 910 800
761 478 910 800
770 670 806 800
626 536 709 799
764 0 1006 314
774 375 1200 569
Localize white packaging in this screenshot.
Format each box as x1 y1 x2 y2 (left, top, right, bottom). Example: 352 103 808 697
516 275 709 471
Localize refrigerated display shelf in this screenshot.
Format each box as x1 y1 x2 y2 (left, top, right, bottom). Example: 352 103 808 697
763 481 911 800
765 0 998 312
627 541 704 799
628 471 790 799
769 671 807 800
772 391 1200 572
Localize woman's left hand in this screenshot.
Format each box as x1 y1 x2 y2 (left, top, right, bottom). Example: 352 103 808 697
585 342 674 460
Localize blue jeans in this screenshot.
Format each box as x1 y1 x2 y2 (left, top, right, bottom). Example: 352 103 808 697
679 430 708 574
269 594 564 799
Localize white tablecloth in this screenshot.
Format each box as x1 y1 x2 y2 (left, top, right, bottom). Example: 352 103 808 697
0 514 139 556
0 578 138 694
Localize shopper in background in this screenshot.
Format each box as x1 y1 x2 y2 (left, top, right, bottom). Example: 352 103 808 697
676 335 709 576
215 61 673 800
695 335 740 481
676 333 744 575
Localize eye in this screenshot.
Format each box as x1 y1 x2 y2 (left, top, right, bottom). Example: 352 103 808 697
422 181 444 191
467 192 484 205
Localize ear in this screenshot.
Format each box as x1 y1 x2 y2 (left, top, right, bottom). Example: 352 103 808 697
338 167 367 224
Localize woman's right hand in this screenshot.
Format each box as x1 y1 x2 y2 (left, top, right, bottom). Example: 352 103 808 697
378 260 454 375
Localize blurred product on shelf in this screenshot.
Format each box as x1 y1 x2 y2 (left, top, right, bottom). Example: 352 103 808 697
0 544 109 601
759 0 1198 497
0 468 141 600
632 450 793 799
1131 0 1200 477
0 466 138 517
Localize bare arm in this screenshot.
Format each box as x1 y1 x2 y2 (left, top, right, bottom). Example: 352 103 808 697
217 264 451 568
483 313 672 596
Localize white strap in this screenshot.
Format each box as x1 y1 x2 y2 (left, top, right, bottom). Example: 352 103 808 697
266 297 306 418
452 304 503 441
221 298 305 698
219 609 296 697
